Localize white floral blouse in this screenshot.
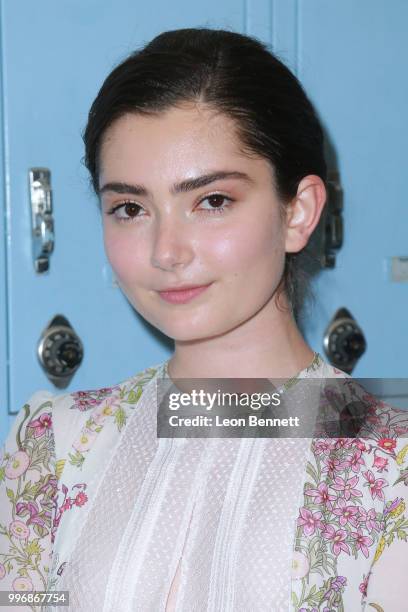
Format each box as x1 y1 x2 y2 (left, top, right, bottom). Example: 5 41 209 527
1 353 408 611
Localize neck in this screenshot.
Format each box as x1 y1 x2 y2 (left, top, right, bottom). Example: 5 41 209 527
167 293 315 380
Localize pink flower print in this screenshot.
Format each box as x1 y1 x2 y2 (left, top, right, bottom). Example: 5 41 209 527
377 437 397 452
72 398 99 411
322 387 341 401
61 499 73 512
342 450 365 474
351 528 373 558
322 456 344 478
37 475 58 498
70 387 119 411
57 483 87 522
15 500 46 529
332 498 359 527
358 507 380 532
367 415 381 426
291 551 310 579
352 439 367 452
323 525 350 556
372 455 388 473
331 475 362 501
74 491 88 507
12 576 33 591
305 482 337 510
359 574 369 596
395 426 408 436
71 390 103 411
0 563 5 580
27 412 52 437
75 391 90 398
9 520 30 539
5 450 30 479
297 507 323 536
72 428 98 453
363 470 388 500
314 439 336 456
92 402 119 424
334 438 353 450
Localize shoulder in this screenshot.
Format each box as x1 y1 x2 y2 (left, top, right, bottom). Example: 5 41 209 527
49 360 166 462
3 360 166 476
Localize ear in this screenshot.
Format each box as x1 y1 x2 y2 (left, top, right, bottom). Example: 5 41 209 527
284 175 327 253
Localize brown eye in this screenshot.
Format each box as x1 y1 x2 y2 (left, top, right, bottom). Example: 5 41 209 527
206 194 226 208
123 202 141 217
198 193 234 214
106 200 144 222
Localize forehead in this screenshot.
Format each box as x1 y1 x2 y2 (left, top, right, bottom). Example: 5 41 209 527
98 103 261 184
101 102 241 149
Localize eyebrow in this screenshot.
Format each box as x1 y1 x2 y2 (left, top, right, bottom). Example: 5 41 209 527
98 170 254 198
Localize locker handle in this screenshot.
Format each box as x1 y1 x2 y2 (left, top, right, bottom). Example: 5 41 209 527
28 167 55 273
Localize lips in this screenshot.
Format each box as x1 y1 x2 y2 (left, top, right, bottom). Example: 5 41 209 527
160 284 208 292
158 283 212 304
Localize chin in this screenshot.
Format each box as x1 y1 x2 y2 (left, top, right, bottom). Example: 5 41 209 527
156 323 217 343
142 312 224 343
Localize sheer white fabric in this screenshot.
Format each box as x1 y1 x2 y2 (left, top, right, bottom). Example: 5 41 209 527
53 356 329 612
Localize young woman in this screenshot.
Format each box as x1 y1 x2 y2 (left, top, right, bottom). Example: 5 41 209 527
1 27 407 612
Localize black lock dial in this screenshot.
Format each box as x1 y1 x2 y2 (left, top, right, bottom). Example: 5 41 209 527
38 315 84 388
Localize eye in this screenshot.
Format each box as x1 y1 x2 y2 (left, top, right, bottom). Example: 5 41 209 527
105 201 144 223
197 193 234 214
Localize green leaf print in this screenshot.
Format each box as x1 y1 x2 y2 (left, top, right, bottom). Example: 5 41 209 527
127 387 143 404
68 450 85 469
114 407 127 432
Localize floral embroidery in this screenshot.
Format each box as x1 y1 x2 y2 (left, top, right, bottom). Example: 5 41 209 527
69 386 120 412
291 381 408 611
0 401 57 592
372 455 388 473
68 366 158 469
51 482 88 544
4 451 30 479
377 437 397 451
27 413 52 438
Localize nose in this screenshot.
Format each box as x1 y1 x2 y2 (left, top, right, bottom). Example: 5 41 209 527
151 215 194 271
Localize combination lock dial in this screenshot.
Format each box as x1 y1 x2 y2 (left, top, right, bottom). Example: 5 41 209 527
38 315 84 388
323 308 366 374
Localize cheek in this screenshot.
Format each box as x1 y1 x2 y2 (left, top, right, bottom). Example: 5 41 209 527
103 229 144 283
208 215 285 277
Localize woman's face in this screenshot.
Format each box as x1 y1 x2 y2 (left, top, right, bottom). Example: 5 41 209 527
99 103 288 341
